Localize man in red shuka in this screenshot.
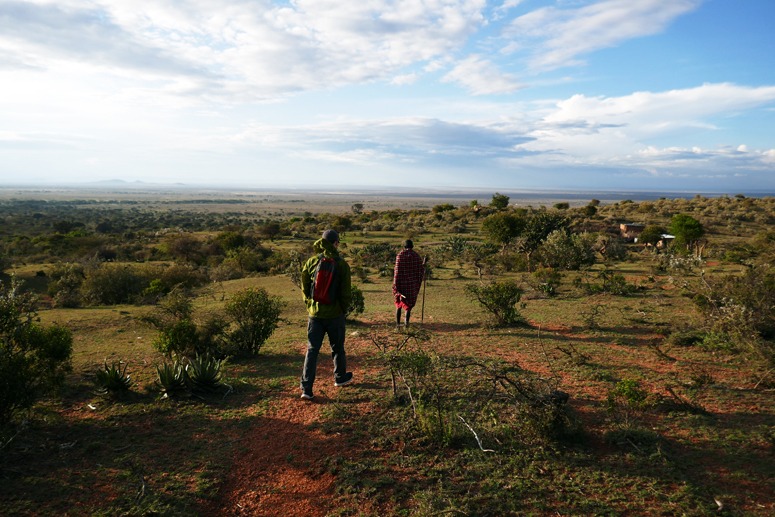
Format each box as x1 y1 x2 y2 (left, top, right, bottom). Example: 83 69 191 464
392 239 425 328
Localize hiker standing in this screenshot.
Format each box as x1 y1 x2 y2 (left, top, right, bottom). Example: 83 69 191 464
392 239 425 328
299 229 353 400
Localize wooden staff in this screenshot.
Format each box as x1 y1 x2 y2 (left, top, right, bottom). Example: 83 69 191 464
421 256 428 323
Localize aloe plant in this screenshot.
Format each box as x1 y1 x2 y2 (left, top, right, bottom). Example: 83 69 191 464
185 354 223 394
155 360 187 397
94 360 132 395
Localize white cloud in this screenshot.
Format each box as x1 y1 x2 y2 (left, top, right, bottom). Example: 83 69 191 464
504 0 702 71
391 73 419 86
442 54 523 95
539 83 775 143
0 0 487 101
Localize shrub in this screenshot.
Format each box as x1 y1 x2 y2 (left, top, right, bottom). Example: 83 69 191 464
490 192 510 210
583 269 636 296
665 329 704 347
144 289 225 359
606 379 652 429
599 236 628 262
346 284 366 320
0 278 73 424
153 319 199 358
466 281 526 326
352 242 397 268
81 263 149 305
47 262 85 308
694 264 775 365
538 230 596 270
531 267 562 297
481 212 524 247
223 287 284 357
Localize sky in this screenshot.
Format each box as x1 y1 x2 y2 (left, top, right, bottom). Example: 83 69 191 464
1 0 774 193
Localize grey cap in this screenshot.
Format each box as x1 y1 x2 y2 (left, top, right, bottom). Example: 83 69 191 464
322 229 339 243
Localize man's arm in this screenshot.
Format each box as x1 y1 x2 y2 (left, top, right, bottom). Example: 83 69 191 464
301 258 313 301
339 260 352 312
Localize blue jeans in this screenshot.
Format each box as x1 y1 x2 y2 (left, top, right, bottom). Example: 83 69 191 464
301 315 347 393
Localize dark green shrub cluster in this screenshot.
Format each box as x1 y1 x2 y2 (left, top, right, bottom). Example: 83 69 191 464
538 230 596 270
346 285 365 320
350 242 397 269
578 269 636 296
223 287 284 357
530 267 562 297
466 280 526 326
1 278 73 424
145 287 284 360
53 262 209 307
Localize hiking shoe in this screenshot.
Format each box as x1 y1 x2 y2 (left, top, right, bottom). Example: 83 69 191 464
334 372 353 387
300 391 314 400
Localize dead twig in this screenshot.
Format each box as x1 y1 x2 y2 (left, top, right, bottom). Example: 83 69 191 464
457 415 495 453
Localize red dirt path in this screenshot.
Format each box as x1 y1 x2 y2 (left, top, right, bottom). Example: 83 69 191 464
203 335 376 516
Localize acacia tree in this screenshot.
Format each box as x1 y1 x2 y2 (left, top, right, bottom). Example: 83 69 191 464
518 211 569 271
481 212 525 249
669 214 705 255
490 192 510 210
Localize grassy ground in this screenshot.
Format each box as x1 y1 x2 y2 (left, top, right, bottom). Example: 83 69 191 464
2 249 773 515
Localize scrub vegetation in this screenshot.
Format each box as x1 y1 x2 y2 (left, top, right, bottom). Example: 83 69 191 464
1 191 773 515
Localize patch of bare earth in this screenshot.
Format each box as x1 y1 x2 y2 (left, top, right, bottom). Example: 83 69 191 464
203 335 382 516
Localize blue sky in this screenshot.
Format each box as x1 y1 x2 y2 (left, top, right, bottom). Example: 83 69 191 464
1 0 774 192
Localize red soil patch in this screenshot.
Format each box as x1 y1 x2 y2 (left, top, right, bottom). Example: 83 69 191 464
204 396 345 516
203 335 382 516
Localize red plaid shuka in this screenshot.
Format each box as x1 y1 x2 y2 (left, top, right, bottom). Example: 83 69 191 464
392 248 425 310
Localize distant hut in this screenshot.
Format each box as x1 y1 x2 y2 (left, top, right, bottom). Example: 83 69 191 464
619 223 645 242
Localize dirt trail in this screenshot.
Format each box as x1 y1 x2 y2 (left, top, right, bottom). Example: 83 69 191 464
204 336 373 516
206 395 346 515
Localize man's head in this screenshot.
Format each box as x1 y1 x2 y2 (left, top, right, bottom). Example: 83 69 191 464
402 239 413 249
322 229 340 244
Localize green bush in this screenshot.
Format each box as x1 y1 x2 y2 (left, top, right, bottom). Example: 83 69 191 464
0 278 73 424
144 289 225 359
351 242 397 268
153 319 199 358
466 281 526 326
346 284 366 320
224 287 284 357
531 267 562 296
47 262 85 308
538 230 596 270
583 269 636 296
81 263 149 305
606 378 654 430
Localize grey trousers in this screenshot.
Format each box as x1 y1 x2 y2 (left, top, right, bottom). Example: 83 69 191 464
301 315 347 392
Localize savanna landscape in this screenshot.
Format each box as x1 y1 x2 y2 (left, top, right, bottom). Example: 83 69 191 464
1 187 773 516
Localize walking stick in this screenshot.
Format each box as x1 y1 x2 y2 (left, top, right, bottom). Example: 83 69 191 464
421 256 428 323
